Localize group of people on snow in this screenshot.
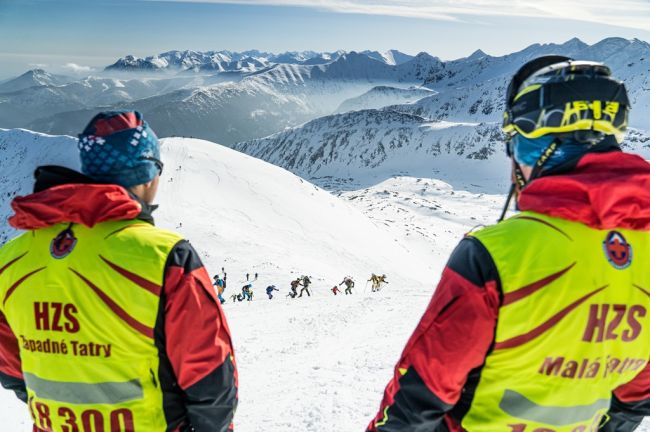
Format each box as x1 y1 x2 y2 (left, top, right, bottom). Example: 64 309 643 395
331 276 356 295
218 273 387 303
286 275 312 298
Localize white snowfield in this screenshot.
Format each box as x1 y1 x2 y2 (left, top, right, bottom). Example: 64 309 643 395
1 129 650 431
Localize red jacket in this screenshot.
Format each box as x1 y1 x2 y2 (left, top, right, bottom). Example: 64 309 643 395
0 167 238 432
368 151 650 432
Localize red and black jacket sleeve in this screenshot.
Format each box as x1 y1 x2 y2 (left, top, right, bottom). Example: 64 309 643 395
0 311 27 403
601 362 650 432
156 240 238 432
367 237 501 432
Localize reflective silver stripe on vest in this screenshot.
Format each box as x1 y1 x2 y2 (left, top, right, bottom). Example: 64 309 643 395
24 372 143 405
499 389 609 426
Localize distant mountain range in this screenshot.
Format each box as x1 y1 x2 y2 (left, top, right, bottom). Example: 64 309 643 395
3 50 442 144
0 69 73 92
232 37 650 190
1 38 648 151
104 49 416 72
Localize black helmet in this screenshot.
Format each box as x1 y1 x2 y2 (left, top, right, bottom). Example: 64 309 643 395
502 55 630 145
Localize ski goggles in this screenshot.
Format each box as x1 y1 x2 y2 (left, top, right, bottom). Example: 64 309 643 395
141 156 164 175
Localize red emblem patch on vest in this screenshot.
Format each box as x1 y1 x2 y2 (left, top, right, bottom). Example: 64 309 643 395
50 228 77 259
603 231 632 270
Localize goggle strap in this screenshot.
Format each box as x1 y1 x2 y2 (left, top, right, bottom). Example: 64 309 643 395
498 183 516 223
529 139 560 181
513 162 527 189
500 138 560 223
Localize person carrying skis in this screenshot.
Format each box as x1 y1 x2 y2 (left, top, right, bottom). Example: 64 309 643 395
377 274 388 291
288 278 302 299
0 111 238 432
368 274 378 292
299 275 312 297
241 284 253 301
368 57 650 432
340 276 355 295
214 275 226 304
331 285 341 295
266 285 279 299
369 274 387 292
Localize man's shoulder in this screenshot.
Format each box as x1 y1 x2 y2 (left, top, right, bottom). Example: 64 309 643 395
99 221 190 272
0 231 32 265
101 220 185 250
447 236 500 289
469 211 574 245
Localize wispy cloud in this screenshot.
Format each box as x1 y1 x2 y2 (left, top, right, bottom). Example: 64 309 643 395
62 63 94 74
144 0 650 31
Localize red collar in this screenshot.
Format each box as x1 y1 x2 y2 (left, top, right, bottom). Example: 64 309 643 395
518 152 650 230
9 184 143 230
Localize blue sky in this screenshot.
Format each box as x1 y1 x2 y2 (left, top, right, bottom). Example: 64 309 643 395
1 0 649 79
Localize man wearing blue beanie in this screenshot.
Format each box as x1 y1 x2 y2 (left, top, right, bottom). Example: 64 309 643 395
0 111 238 431
78 111 163 199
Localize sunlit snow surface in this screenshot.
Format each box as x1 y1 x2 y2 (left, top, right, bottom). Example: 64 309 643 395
1 130 649 431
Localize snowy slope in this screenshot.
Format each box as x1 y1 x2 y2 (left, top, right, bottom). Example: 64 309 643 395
0 69 72 93
339 176 507 261
0 74 200 129
0 129 435 432
336 85 435 113
234 113 650 195
26 81 315 146
0 130 80 245
362 50 415 66
404 38 650 129
234 112 513 193
3 130 650 431
0 129 428 280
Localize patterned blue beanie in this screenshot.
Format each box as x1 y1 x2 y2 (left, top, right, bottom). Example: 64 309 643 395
78 111 161 188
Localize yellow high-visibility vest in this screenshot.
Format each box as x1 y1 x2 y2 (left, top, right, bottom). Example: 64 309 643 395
0 219 183 431
461 211 650 432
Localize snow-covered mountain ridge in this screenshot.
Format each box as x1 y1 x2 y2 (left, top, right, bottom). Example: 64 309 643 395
2 37 648 147
105 49 414 72
234 108 650 194
4 51 443 144
336 86 435 113
232 37 649 188
397 37 650 129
